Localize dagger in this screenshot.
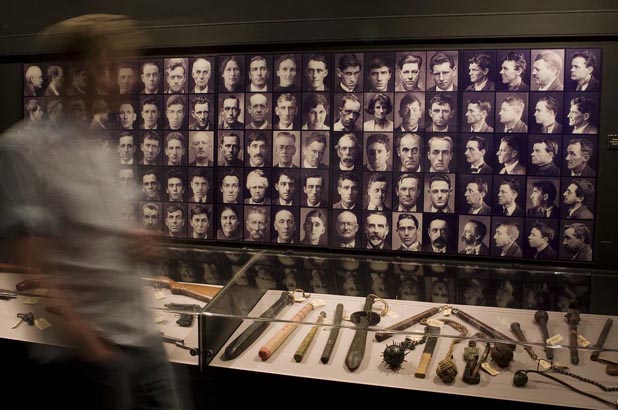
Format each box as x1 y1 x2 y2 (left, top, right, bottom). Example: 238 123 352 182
345 294 379 372
590 318 613 362
321 303 344 364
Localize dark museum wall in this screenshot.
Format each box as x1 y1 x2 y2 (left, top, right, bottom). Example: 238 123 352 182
2 0 618 270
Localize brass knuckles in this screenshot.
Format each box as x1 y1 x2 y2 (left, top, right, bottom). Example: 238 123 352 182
368 294 390 316
289 289 311 299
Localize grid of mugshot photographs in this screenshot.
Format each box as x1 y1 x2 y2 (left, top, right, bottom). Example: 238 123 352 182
153 249 592 313
22 49 601 262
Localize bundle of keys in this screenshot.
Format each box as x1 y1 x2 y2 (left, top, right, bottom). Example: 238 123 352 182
12 312 35 328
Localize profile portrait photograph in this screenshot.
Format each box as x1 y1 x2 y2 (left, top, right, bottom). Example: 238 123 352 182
364 52 394 92
189 56 215 94
496 49 530 92
302 53 332 92
139 95 163 130
426 50 459 92
494 175 526 216
273 53 301 92
395 51 426 92
424 173 455 213
23 98 45 129
217 130 244 166
565 92 599 134
245 54 272 93
392 212 423 251
559 220 593 261
139 59 163 95
494 134 528 175
244 205 270 243
272 131 300 168
335 52 363 93
524 218 559 260
495 92 529 133
530 49 565 92
462 134 494 174
218 55 244 93
528 92 563 134
217 93 245 130
565 49 602 92
459 175 492 215
24 64 45 97
525 177 561 219
561 176 595 220
491 217 524 258
563 136 596 177
163 94 188 130
394 92 425 132
528 135 561 177
461 92 495 133
425 92 458 132
458 215 491 256
462 50 496 91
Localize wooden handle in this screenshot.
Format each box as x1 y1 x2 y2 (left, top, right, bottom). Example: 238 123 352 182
415 353 432 378
258 303 314 361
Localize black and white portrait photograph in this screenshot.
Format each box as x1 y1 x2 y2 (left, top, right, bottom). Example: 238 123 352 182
245 131 271 167
139 59 163 95
189 95 213 131
299 207 328 246
425 92 458 132
425 274 455 304
301 131 329 169
333 93 363 132
115 98 138 130
140 168 161 201
394 133 423 173
363 172 391 211
563 135 597 177
244 93 272 130
524 218 559 260
271 206 299 244
139 130 162 165
335 52 363 93
218 55 244 93
461 92 495 133
489 271 522 308
115 60 138 95
272 130 300 168
44 97 64 130
66 63 89 96
246 54 272 92
361 211 391 250
363 92 394 132
273 92 301 130
301 93 330 130
139 95 163 130
494 134 528 175
459 174 492 215
244 168 271 205
189 56 214 94
364 52 394 93
426 50 459 92
23 64 45 97
462 134 494 174
393 173 423 212
218 93 244 130
163 131 187 166
363 132 393 172
565 49 602 92
23 98 45 129
395 51 426 92
525 177 561 219
163 203 187 238
496 49 530 92
490 217 524 258
217 167 243 204
217 130 244 166
163 167 186 203
530 49 565 92
495 92 529 133
188 167 213 204
163 58 188 94
271 168 300 206
422 214 457 254
560 176 595 220
300 169 329 208
163 94 188 130
331 209 360 249
529 92 564 134
216 204 243 241
117 166 136 201
43 62 66 97
140 201 163 234
333 131 361 171
462 50 496 92
188 131 214 166
302 53 332 92
394 92 424 133
458 215 491 256
332 171 360 210
528 134 561 177
117 131 137 165
564 92 600 134
243 205 270 243
493 175 526 216
188 204 213 240
392 212 422 251
457 269 490 306
424 173 455 213
273 53 301 92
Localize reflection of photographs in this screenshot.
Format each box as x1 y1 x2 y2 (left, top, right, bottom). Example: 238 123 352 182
555 275 591 312
522 276 554 310
458 277 489 306
424 275 455 304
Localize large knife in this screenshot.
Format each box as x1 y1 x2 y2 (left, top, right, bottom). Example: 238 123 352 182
345 294 379 372
320 303 344 364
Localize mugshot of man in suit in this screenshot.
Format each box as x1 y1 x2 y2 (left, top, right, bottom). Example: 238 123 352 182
497 178 524 216
164 95 186 130
117 100 137 130
191 58 212 93
246 93 271 130
563 179 595 219
528 180 559 218
493 220 522 257
247 55 270 92
117 168 135 201
164 132 185 166
395 94 423 132
466 53 495 91
245 131 269 167
364 133 391 171
530 137 560 176
188 168 210 203
334 211 359 248
140 97 161 130
426 174 453 213
427 135 453 172
426 94 455 132
274 54 300 92
117 132 136 165
189 205 210 239
219 56 243 93
244 206 269 242
562 223 593 261
305 54 329 92
527 221 557 259
396 53 423 92
189 96 212 131
464 136 492 174
189 131 213 166
532 51 564 91
366 55 392 92
139 131 160 165
164 204 185 238
219 169 241 204
498 96 527 133
334 132 360 171
218 132 243 166
218 95 244 130
141 169 161 201
464 178 491 215
568 50 600 91
302 133 328 169
66 65 88 96
336 53 362 93
333 94 362 132
364 212 391 250
497 135 526 175
273 169 297 206
88 99 111 130
274 93 298 130
423 218 454 253
45 65 64 96
395 174 421 212
396 133 422 173
333 172 359 210
568 97 598 134
532 96 562 134
244 169 270 205
164 58 187 94
273 131 299 168
23 99 45 129
499 52 529 91
139 60 161 94
301 172 328 208
164 168 185 202
428 52 457 91
273 209 296 244
395 213 421 251
141 203 162 234
365 173 389 211
465 98 494 133
24 65 43 96
302 93 330 131
300 209 327 246
459 220 489 255
116 61 137 95
566 138 595 177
